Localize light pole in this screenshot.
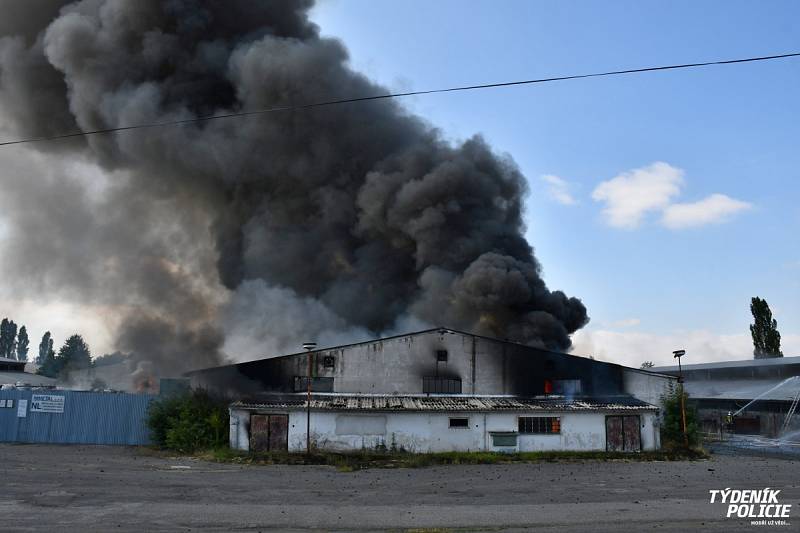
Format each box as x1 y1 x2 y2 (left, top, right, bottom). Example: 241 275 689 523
303 342 317 456
673 349 688 448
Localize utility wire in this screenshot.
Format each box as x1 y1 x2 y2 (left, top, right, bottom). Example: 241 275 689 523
1 51 798 148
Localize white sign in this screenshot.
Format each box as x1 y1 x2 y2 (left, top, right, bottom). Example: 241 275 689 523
17 399 27 417
30 394 65 413
0 399 5 408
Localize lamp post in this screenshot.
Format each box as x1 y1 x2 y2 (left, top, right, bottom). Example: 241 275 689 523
303 342 317 456
673 349 688 448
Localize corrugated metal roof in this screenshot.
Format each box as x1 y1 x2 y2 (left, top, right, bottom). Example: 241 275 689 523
653 356 800 373
682 378 800 402
0 371 57 387
232 394 657 412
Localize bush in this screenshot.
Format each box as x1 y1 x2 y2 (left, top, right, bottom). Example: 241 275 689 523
147 389 229 453
660 384 700 449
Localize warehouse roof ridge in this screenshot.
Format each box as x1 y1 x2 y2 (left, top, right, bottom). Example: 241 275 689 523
186 326 676 378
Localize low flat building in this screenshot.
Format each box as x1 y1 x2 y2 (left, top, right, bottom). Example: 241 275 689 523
189 328 675 453
0 357 56 388
652 356 800 437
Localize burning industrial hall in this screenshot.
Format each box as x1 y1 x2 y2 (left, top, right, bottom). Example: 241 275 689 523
189 328 675 454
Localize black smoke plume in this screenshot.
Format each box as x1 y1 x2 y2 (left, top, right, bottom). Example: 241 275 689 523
0 0 588 376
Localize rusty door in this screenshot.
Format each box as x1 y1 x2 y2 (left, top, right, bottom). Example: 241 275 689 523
622 415 641 451
605 416 624 451
249 414 271 452
606 415 641 452
268 414 289 451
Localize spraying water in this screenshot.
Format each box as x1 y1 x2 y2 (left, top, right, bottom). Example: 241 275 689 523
778 429 800 444
732 376 800 417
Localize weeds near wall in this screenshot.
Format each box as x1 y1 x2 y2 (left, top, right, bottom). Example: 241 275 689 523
192 448 708 471
147 389 229 453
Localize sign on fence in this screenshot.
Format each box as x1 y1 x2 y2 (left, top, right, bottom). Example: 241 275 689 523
17 399 27 417
30 394 65 413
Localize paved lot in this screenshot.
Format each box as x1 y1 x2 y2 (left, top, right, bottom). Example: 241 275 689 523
1 444 798 532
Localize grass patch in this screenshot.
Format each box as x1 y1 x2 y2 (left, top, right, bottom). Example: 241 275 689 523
188 447 707 471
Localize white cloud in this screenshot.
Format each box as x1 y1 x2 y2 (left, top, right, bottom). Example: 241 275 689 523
591 162 683 229
660 193 752 229
610 318 641 328
540 174 577 206
570 328 800 368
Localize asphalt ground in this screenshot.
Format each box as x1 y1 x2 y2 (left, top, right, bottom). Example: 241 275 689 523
1 444 798 532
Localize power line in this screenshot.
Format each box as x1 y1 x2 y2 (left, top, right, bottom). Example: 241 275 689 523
1 51 798 148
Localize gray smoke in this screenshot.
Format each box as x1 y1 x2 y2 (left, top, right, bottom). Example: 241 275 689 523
0 0 588 375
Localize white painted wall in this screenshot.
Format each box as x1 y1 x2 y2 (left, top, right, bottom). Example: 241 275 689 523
230 409 661 453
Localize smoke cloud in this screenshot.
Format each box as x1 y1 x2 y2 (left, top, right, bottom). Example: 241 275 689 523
0 0 588 376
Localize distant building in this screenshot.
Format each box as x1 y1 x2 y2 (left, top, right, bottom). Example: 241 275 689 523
189 328 675 454
652 356 800 438
0 357 56 388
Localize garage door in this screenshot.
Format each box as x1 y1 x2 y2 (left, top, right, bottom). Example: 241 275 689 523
249 414 289 452
605 415 641 452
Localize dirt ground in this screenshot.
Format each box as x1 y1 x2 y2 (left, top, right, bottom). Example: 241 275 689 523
1 444 798 532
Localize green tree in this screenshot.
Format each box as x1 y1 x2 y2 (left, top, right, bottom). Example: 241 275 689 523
57 334 92 377
0 318 18 359
16 325 29 362
660 385 700 449
37 347 61 378
147 389 229 453
750 297 783 359
37 331 54 366
0 318 10 358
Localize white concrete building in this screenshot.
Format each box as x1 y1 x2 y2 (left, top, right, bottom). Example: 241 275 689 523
190 328 674 453
229 395 660 453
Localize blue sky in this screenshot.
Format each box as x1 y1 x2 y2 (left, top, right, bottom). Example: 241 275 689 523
311 0 799 364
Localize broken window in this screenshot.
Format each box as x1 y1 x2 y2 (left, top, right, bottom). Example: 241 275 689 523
422 376 462 394
293 376 334 392
436 350 448 362
322 355 336 369
553 379 582 395
449 417 469 428
518 416 561 434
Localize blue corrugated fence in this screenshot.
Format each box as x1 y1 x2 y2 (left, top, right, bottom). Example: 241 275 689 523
0 389 155 445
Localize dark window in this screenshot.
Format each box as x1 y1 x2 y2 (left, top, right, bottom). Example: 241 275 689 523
553 379 582 395
449 417 469 428
293 376 334 392
423 376 462 394
436 350 448 362
491 432 518 447
322 355 336 369
518 416 561 434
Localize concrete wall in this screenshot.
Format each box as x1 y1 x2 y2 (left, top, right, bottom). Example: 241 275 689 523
622 369 676 407
230 408 660 453
202 330 661 400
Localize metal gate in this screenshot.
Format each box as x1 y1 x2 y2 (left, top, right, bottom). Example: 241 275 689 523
249 414 288 452
605 415 642 452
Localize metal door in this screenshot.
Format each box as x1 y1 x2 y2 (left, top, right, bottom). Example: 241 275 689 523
250 415 270 452
606 415 642 452
622 415 642 451
268 414 289 451
605 416 624 451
